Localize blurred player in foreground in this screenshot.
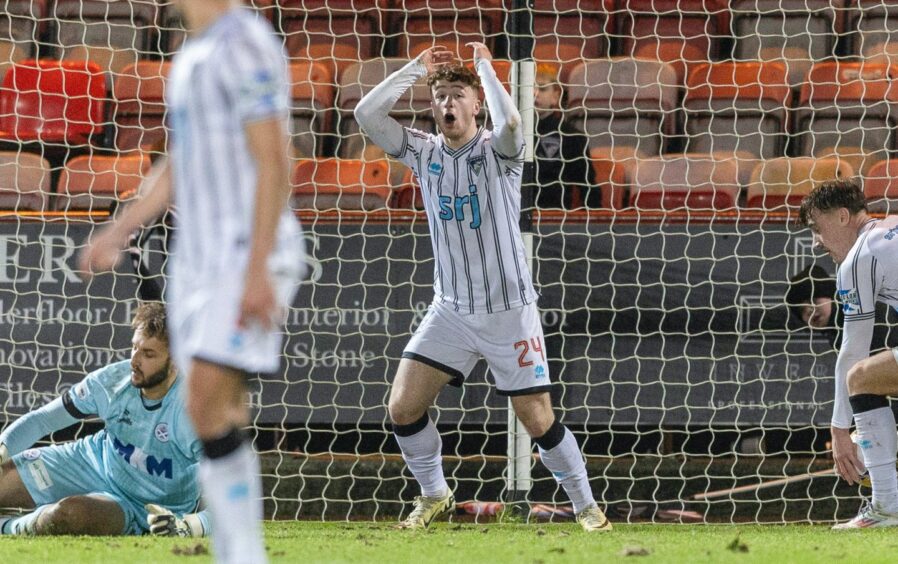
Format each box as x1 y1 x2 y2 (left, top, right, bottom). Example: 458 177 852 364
0 303 208 537
354 42 610 532
799 180 898 528
79 0 305 561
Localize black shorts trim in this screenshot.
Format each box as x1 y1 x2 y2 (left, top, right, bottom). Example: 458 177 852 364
497 384 556 397
401 352 465 387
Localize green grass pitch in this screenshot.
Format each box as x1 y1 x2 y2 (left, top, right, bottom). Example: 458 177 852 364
0 522 895 563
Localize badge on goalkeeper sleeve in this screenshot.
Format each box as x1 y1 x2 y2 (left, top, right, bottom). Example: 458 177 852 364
145 503 205 537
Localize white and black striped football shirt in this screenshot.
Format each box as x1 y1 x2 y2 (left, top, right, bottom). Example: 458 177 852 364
165 7 302 277
393 126 537 314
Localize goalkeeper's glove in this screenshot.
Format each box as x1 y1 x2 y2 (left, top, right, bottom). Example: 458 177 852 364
145 503 205 537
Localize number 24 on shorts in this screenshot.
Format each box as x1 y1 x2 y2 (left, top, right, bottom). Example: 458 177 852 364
514 337 545 367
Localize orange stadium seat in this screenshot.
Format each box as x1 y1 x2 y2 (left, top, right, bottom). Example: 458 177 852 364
0 1 43 82
615 0 729 60
566 58 679 156
630 155 741 211
57 154 149 211
588 156 628 209
0 59 106 145
0 151 50 211
113 61 170 152
291 158 392 211
295 43 364 81
731 0 843 88
336 58 434 158
633 40 707 86
53 0 158 75
385 0 503 59
393 168 424 210
683 61 791 160
794 61 898 156
281 0 385 66
746 156 852 209
289 61 335 158
532 0 612 60
863 159 898 212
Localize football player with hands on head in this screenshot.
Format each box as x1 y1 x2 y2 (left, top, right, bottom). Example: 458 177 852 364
354 41 611 532
799 180 898 529
0 304 207 538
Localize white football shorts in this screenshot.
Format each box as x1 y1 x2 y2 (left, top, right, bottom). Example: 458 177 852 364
168 246 304 375
402 300 553 396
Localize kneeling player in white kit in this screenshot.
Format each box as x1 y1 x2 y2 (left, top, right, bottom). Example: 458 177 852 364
0 303 208 537
799 180 898 528
355 43 610 532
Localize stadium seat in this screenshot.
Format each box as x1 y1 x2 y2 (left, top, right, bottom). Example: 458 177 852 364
532 0 612 61
683 61 791 160
633 41 708 86
794 62 898 156
629 155 741 211
393 167 423 210
865 41 898 67
852 0 898 56
0 60 106 146
291 158 392 211
615 0 728 60
281 0 385 67
52 1 158 76
745 156 853 209
566 58 678 156
289 61 335 158
113 61 170 152
57 154 149 211
0 1 42 82
385 0 503 58
336 59 434 158
863 159 898 212
813 145 886 178
731 0 842 88
588 156 628 209
295 44 364 80
0 151 50 211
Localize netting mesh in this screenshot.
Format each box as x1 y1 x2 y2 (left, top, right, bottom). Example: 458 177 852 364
0 0 897 524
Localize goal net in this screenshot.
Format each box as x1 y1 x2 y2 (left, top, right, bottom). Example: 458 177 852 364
0 0 894 525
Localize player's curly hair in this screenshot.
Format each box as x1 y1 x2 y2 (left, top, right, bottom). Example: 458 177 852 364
798 179 867 226
132 302 168 346
426 64 481 91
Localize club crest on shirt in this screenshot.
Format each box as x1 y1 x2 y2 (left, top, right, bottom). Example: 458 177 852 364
155 423 170 443
428 162 443 176
885 226 898 241
467 155 485 176
22 448 41 460
838 288 860 313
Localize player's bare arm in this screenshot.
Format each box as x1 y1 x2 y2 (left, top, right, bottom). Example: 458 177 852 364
78 159 173 275
240 118 292 329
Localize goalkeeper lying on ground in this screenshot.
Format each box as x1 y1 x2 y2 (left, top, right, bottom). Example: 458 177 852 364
0 302 208 537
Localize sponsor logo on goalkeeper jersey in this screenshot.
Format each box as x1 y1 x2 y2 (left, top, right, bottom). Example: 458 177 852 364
155 423 170 443
838 288 861 313
112 436 173 479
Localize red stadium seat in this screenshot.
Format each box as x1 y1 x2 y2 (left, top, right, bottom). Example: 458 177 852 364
0 151 50 211
588 156 628 209
291 158 392 210
385 0 503 59
683 61 791 159
289 61 335 158
393 168 424 210
794 61 898 156
282 0 385 63
630 155 740 211
295 44 363 80
634 40 707 86
566 57 679 156
746 157 852 209
57 154 149 211
864 159 898 212
616 0 728 60
113 61 170 152
532 0 612 60
0 59 106 145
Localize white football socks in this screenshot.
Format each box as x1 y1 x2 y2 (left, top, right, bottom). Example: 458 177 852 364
854 406 898 514
538 426 596 514
200 440 267 564
0 506 45 535
394 417 449 497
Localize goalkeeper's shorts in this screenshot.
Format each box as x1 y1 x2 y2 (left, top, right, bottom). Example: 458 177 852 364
402 301 554 396
168 246 304 375
13 438 149 535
